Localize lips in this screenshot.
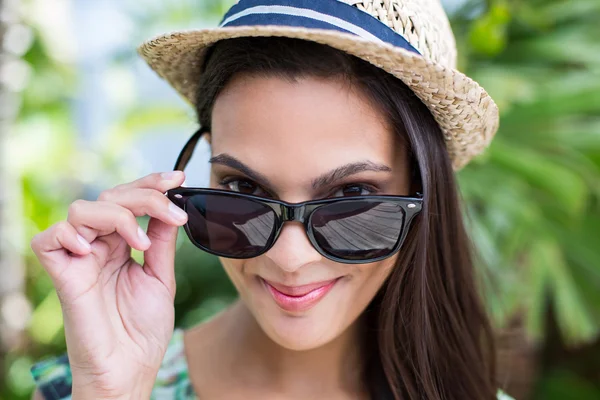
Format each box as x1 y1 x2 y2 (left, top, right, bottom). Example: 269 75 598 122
265 279 338 296
261 277 340 313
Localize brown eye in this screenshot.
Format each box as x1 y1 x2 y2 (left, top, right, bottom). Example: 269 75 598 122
333 184 374 197
224 179 267 196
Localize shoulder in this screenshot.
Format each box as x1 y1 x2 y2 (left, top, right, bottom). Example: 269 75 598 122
497 389 515 400
30 329 192 400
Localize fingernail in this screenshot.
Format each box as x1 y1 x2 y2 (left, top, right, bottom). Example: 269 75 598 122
77 234 91 250
137 226 151 247
169 202 187 222
161 171 182 180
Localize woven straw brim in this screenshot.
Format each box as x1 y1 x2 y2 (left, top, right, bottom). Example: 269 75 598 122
137 26 499 170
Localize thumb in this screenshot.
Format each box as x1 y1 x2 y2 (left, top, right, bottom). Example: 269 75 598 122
143 216 179 297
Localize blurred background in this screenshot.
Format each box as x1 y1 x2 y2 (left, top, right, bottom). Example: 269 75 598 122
0 0 598 399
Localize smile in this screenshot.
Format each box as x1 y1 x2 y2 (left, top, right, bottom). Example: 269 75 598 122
261 277 341 313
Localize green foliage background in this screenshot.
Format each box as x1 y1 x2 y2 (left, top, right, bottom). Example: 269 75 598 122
2 0 599 399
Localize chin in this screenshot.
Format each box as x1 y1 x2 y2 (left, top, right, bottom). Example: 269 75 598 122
259 306 344 351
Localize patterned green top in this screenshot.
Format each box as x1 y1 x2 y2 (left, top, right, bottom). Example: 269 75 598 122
31 328 194 400
31 328 514 399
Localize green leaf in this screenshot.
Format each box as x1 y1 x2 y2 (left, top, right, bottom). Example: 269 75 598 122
469 3 511 56
488 140 588 216
543 240 598 344
536 368 600 400
523 240 550 342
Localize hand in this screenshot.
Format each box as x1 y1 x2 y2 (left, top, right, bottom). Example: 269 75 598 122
30 171 188 399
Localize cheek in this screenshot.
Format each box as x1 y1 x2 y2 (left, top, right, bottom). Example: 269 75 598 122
342 256 397 311
219 258 248 293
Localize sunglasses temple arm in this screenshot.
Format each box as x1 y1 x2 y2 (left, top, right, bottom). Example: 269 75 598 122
173 126 210 171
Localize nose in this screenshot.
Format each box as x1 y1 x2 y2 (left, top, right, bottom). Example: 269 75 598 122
264 222 323 273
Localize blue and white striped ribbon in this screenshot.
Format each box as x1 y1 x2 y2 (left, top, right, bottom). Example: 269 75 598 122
219 0 421 55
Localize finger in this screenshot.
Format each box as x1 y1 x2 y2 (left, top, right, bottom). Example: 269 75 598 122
96 188 188 226
67 200 151 251
110 171 185 194
30 221 92 278
142 217 179 298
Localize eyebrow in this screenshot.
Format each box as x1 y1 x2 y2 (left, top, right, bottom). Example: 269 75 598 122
209 154 273 188
311 161 392 189
209 154 392 190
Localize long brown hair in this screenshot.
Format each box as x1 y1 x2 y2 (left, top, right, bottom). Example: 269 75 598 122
193 37 497 399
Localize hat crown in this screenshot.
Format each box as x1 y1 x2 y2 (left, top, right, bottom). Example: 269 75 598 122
338 0 457 68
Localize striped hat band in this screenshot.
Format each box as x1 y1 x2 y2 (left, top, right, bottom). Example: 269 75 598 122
219 0 421 56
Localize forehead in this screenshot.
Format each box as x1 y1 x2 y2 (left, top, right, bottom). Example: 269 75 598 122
210 74 404 177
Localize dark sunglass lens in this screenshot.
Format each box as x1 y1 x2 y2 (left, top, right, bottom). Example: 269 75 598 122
186 194 276 257
310 201 405 260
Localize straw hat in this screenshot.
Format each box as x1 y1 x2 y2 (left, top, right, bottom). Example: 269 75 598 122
137 0 499 170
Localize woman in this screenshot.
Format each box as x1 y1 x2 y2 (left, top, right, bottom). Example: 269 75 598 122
30 0 514 399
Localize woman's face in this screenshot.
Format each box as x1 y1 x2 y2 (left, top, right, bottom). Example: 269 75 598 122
208 74 411 350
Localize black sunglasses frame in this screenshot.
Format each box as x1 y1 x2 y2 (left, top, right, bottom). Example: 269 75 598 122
167 187 423 264
166 126 424 264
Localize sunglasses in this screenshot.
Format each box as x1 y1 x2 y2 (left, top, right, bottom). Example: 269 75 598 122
167 127 424 264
